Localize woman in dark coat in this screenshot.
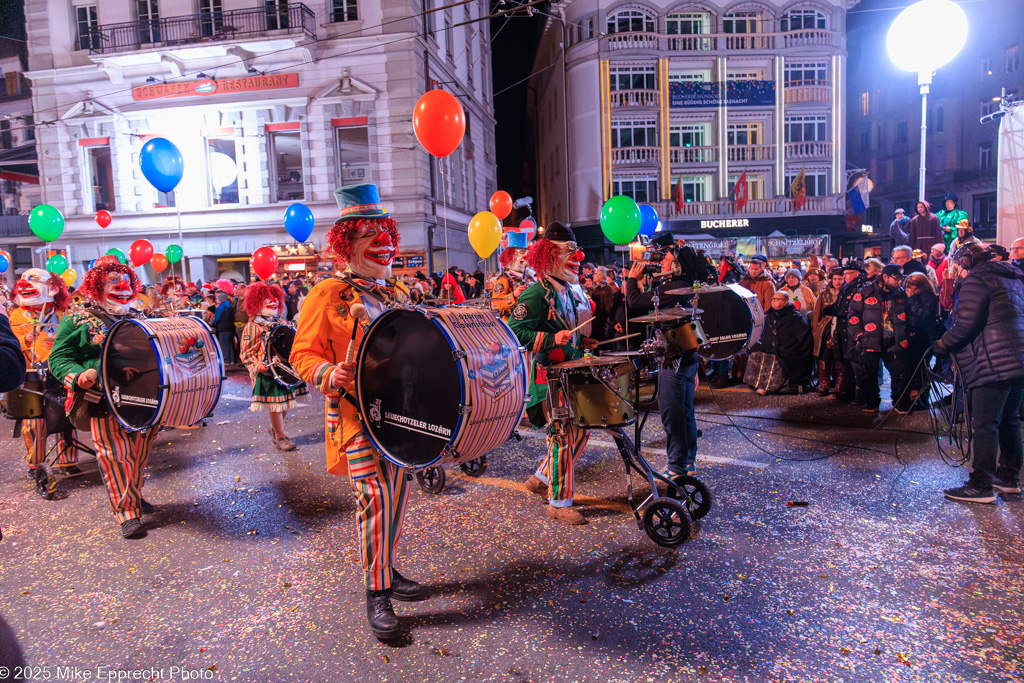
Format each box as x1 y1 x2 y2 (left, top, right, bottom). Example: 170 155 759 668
757 290 814 393
903 272 944 411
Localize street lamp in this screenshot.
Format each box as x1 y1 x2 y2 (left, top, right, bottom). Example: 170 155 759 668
885 0 968 202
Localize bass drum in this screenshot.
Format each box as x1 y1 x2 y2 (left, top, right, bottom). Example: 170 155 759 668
265 324 303 389
692 284 765 360
101 316 224 431
355 306 527 469
1 370 48 420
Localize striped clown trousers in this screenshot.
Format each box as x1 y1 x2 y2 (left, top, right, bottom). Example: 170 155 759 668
344 432 411 591
534 421 589 508
90 416 160 524
22 418 77 468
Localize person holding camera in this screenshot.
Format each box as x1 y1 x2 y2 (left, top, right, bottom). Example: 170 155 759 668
935 243 1024 503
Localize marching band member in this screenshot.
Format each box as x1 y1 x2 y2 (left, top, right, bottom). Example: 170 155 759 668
49 256 158 539
508 222 597 525
290 184 425 640
160 276 187 312
10 268 77 476
491 231 531 321
239 281 308 452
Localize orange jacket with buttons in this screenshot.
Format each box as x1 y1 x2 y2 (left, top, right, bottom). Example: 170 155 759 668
10 306 61 363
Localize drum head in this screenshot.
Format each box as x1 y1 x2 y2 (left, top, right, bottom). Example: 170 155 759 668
357 309 462 468
267 326 302 388
693 285 762 360
102 321 161 429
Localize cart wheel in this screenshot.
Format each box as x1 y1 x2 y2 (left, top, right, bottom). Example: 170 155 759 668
460 456 487 478
669 475 712 521
35 463 57 501
416 466 446 494
642 499 691 548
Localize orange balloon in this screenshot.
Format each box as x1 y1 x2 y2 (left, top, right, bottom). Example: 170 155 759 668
151 253 169 273
412 89 466 158
490 191 513 221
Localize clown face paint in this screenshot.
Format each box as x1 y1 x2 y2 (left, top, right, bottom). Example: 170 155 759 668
551 241 584 284
347 224 396 280
15 268 56 308
259 297 281 318
100 271 137 315
506 248 529 276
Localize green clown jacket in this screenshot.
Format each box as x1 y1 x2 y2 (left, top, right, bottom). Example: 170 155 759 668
937 208 968 251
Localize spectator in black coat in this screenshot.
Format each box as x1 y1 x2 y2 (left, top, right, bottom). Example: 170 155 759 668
822 262 867 401
848 265 910 412
936 243 1024 503
0 293 26 393
757 290 814 393
908 200 942 253
904 272 944 411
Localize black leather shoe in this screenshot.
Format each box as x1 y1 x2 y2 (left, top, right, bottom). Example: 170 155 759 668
120 518 146 539
140 499 156 515
366 590 400 639
390 569 428 602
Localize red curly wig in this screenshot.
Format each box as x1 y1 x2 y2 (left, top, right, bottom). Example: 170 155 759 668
81 255 142 302
326 217 401 263
499 246 526 270
160 275 185 297
48 274 70 311
525 239 561 278
243 281 286 318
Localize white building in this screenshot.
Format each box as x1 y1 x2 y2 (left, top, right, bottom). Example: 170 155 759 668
19 0 496 284
530 0 856 260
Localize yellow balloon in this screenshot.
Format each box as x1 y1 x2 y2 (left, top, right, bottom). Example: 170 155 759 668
468 211 502 259
61 269 77 287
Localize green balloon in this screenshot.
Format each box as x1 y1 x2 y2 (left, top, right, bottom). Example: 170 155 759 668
29 204 65 242
600 195 642 245
106 248 126 265
166 244 183 264
45 253 68 274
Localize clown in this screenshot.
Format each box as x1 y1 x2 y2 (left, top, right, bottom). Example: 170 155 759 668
239 281 308 451
49 256 160 540
491 231 533 320
507 221 597 526
936 192 969 251
290 184 425 641
10 268 76 475
160 276 188 312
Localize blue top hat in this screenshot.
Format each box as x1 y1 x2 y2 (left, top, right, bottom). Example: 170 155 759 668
505 231 529 249
334 183 390 220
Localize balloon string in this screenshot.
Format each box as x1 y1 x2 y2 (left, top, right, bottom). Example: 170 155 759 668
441 161 450 277
623 251 629 346
175 206 186 284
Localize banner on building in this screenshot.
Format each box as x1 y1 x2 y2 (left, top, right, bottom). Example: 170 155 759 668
132 73 300 101
997 105 1024 246
681 238 737 257
761 235 830 258
668 80 775 108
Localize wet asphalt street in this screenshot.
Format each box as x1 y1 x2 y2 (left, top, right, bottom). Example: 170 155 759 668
0 369 1021 683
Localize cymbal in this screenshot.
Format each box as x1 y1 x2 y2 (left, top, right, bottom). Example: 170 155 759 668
629 309 699 323
663 287 697 296
601 350 643 357
551 355 625 370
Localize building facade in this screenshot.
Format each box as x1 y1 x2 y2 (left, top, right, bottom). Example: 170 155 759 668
846 0 1024 249
530 0 857 261
19 0 496 284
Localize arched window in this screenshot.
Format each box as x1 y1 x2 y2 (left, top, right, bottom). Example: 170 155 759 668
781 9 826 31
607 9 656 34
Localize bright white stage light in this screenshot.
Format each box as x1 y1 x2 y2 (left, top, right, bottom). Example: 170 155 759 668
886 0 968 75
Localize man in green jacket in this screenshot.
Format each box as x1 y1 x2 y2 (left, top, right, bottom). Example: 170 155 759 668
936 192 968 251
508 222 597 525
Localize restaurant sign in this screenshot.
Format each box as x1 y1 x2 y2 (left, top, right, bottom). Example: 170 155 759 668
762 235 830 257
132 73 300 101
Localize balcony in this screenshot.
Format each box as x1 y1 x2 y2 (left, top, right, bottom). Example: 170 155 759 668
654 194 844 218
784 82 831 104
606 31 661 51
669 147 718 164
609 89 660 108
611 146 660 165
782 29 835 48
0 215 31 239
723 33 774 50
85 3 316 55
727 144 775 162
610 29 838 53
784 141 832 159
666 34 717 51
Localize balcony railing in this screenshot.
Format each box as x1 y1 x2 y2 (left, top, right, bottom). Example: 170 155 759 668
0 215 31 238
654 194 843 218
784 82 831 103
609 89 660 108
607 29 838 52
784 141 832 159
723 33 774 50
666 34 717 51
611 146 660 165
606 31 661 51
782 29 834 48
669 146 718 164
728 144 775 162
86 3 316 55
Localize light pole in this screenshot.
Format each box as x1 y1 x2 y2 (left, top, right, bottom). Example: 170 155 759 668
885 0 968 202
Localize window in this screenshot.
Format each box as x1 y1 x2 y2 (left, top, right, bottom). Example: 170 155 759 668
0 120 9 150
669 124 707 148
860 92 869 116
83 143 115 212
609 65 656 91
331 0 358 23
982 57 993 76
781 10 825 31
727 69 763 81
23 115 34 142
76 5 99 51
785 114 827 142
785 171 827 197
612 175 658 203
335 125 373 185
784 62 827 86
896 121 908 144
270 131 304 202
671 175 710 203
669 71 710 84
206 137 239 205
666 12 709 35
445 18 453 61
611 119 657 148
894 156 909 179
1007 45 1020 73
723 12 760 34
728 173 764 200
858 129 869 150
199 0 223 38
727 122 761 145
606 10 655 34
932 105 944 133
979 142 993 170
981 99 998 117
973 192 997 227
136 0 160 44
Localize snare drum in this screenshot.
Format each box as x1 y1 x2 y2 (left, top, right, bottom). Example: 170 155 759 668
661 319 708 359
355 306 527 468
548 356 638 429
692 284 765 360
101 316 224 431
265 324 303 389
2 370 48 420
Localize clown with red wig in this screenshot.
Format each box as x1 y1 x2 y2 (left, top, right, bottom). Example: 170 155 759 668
239 281 308 451
491 230 532 320
49 255 159 540
290 184 424 640
10 267 76 475
507 221 598 526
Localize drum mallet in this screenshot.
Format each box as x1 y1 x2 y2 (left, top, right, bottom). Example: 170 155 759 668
345 303 366 363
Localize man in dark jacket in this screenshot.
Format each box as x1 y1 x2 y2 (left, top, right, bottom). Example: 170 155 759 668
848 264 910 412
935 243 1024 503
907 201 942 253
0 293 27 392
822 262 867 401
1010 237 1024 272
590 266 617 341
889 208 910 248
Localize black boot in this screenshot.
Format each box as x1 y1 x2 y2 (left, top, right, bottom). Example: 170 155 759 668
391 569 428 601
120 518 146 539
140 498 156 515
366 590 400 639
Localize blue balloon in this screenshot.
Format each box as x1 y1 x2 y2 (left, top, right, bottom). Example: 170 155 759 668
638 204 659 237
283 203 315 243
139 137 185 193
0 253 7 273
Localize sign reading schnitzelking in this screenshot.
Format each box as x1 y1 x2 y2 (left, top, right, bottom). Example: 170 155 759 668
132 73 300 101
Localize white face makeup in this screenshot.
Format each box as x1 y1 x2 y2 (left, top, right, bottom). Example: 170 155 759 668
100 271 137 315
15 268 55 308
259 297 280 318
506 249 529 275
347 224 396 280
551 241 583 284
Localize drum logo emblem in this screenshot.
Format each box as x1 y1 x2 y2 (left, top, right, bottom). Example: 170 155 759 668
174 335 208 376
370 398 382 428
480 342 513 398
111 386 121 406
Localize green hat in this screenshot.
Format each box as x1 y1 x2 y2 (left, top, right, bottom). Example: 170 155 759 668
333 183 390 220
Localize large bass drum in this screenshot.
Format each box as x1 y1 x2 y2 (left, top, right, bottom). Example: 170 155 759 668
692 284 765 360
265 324 303 389
355 306 527 469
101 316 224 431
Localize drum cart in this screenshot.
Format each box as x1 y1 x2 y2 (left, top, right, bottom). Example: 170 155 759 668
414 455 490 494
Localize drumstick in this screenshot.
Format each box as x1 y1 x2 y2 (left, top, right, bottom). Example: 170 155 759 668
345 303 366 363
564 318 592 335
594 332 641 346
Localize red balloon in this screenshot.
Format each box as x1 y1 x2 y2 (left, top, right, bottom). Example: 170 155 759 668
252 246 278 280
129 239 154 267
490 191 513 221
95 210 112 229
412 89 466 158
